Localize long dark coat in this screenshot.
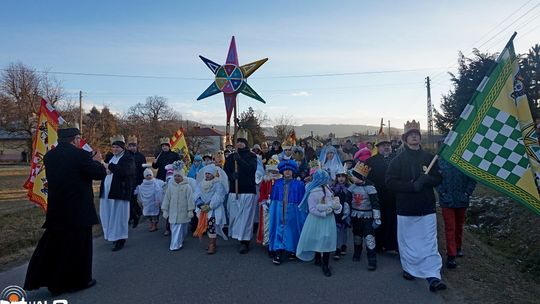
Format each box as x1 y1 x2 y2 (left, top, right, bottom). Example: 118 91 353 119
24 142 106 293
224 148 258 194
152 150 180 181
100 152 136 201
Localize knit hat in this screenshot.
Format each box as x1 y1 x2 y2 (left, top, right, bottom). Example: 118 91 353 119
143 168 154 178
110 135 126 149
202 164 218 177
58 128 80 139
266 155 280 172
172 160 185 177
278 159 298 174
236 137 249 146
354 147 371 162
194 154 203 162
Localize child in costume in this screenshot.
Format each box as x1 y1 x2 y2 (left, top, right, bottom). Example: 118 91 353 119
268 159 306 265
348 162 381 270
161 161 194 251
193 164 229 254
319 145 343 180
330 165 351 259
135 168 165 232
296 169 342 277
256 155 281 247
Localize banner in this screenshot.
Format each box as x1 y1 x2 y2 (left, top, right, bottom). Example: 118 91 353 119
440 33 540 215
170 128 191 165
23 98 65 211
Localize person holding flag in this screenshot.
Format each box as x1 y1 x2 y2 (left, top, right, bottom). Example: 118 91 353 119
24 127 106 295
385 120 446 292
152 137 181 182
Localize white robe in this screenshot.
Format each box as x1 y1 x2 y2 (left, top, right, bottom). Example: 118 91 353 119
397 213 442 279
170 223 189 250
100 153 130 242
136 178 165 216
227 193 257 241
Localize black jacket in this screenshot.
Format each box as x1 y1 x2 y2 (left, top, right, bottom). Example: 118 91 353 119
224 148 258 194
366 153 396 205
385 146 441 216
100 152 136 201
43 142 107 228
130 150 146 186
152 150 180 181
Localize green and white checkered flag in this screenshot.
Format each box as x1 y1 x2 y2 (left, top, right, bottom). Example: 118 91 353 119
440 33 540 215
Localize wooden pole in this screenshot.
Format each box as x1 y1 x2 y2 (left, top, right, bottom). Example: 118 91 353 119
79 90 83 134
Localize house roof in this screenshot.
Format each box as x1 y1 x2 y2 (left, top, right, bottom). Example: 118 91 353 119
187 126 225 137
0 129 31 140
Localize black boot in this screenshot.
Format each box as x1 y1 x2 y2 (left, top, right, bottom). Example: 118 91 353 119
367 246 377 271
447 256 457 269
239 241 250 254
112 239 125 252
273 250 282 265
353 244 362 261
322 252 332 277
314 252 321 266
333 248 341 260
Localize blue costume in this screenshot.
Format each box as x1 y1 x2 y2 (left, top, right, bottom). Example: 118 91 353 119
268 160 307 261
187 155 204 179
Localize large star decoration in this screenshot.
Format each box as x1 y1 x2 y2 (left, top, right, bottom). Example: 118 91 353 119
197 36 268 123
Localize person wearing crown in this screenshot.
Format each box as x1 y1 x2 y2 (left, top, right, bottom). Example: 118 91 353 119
319 145 343 181
279 139 295 162
256 155 281 248
127 135 146 229
348 162 381 271
161 161 194 251
152 137 181 182
366 134 398 253
330 164 352 259
268 160 307 265
296 169 342 277
193 164 229 254
385 120 446 292
99 135 136 252
224 130 259 254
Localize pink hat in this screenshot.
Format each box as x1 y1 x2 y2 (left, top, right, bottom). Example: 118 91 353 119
354 147 372 162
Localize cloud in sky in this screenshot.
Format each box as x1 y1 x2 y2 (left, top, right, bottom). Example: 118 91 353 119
291 91 311 97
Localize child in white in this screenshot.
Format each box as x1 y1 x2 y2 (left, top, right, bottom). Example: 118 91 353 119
161 166 194 251
135 168 165 232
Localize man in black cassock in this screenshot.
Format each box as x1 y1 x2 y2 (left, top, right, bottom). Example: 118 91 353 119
24 128 106 295
366 139 398 252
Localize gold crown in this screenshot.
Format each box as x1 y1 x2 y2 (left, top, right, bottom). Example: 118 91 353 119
282 138 295 149
127 135 138 144
267 155 280 167
110 134 125 144
236 128 248 140
404 120 421 134
159 137 170 145
352 162 371 178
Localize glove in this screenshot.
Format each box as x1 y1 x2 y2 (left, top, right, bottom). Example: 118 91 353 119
372 218 382 229
325 208 334 215
162 211 168 219
200 205 210 213
188 211 194 219
332 202 341 211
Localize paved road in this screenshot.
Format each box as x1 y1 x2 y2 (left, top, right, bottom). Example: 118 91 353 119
1 221 444 304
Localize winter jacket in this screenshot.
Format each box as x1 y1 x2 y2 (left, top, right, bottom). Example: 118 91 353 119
436 159 477 208
224 147 258 194
100 152 136 201
152 150 181 181
161 179 194 224
130 150 147 186
385 146 442 216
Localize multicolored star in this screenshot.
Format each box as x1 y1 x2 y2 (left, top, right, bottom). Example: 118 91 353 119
197 36 268 127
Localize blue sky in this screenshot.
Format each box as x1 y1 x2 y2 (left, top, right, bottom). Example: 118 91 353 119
1 0 539 129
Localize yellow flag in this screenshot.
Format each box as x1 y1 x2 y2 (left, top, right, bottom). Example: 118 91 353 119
170 128 191 166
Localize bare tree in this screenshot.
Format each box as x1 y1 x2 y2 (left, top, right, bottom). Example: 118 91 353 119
273 114 296 143
0 62 65 151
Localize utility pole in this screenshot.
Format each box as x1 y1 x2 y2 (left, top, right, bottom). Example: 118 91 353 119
426 77 434 146
79 90 83 135
388 120 391 139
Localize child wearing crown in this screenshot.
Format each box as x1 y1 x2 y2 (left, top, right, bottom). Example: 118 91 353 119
330 165 351 259
256 155 281 247
161 161 194 251
348 162 381 271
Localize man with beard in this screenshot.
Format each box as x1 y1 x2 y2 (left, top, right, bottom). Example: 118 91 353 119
366 138 398 252
224 133 258 254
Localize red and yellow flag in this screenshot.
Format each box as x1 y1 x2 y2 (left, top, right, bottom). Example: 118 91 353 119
23 98 64 211
170 128 191 166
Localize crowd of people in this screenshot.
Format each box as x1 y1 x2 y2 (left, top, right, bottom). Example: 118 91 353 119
23 121 477 296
